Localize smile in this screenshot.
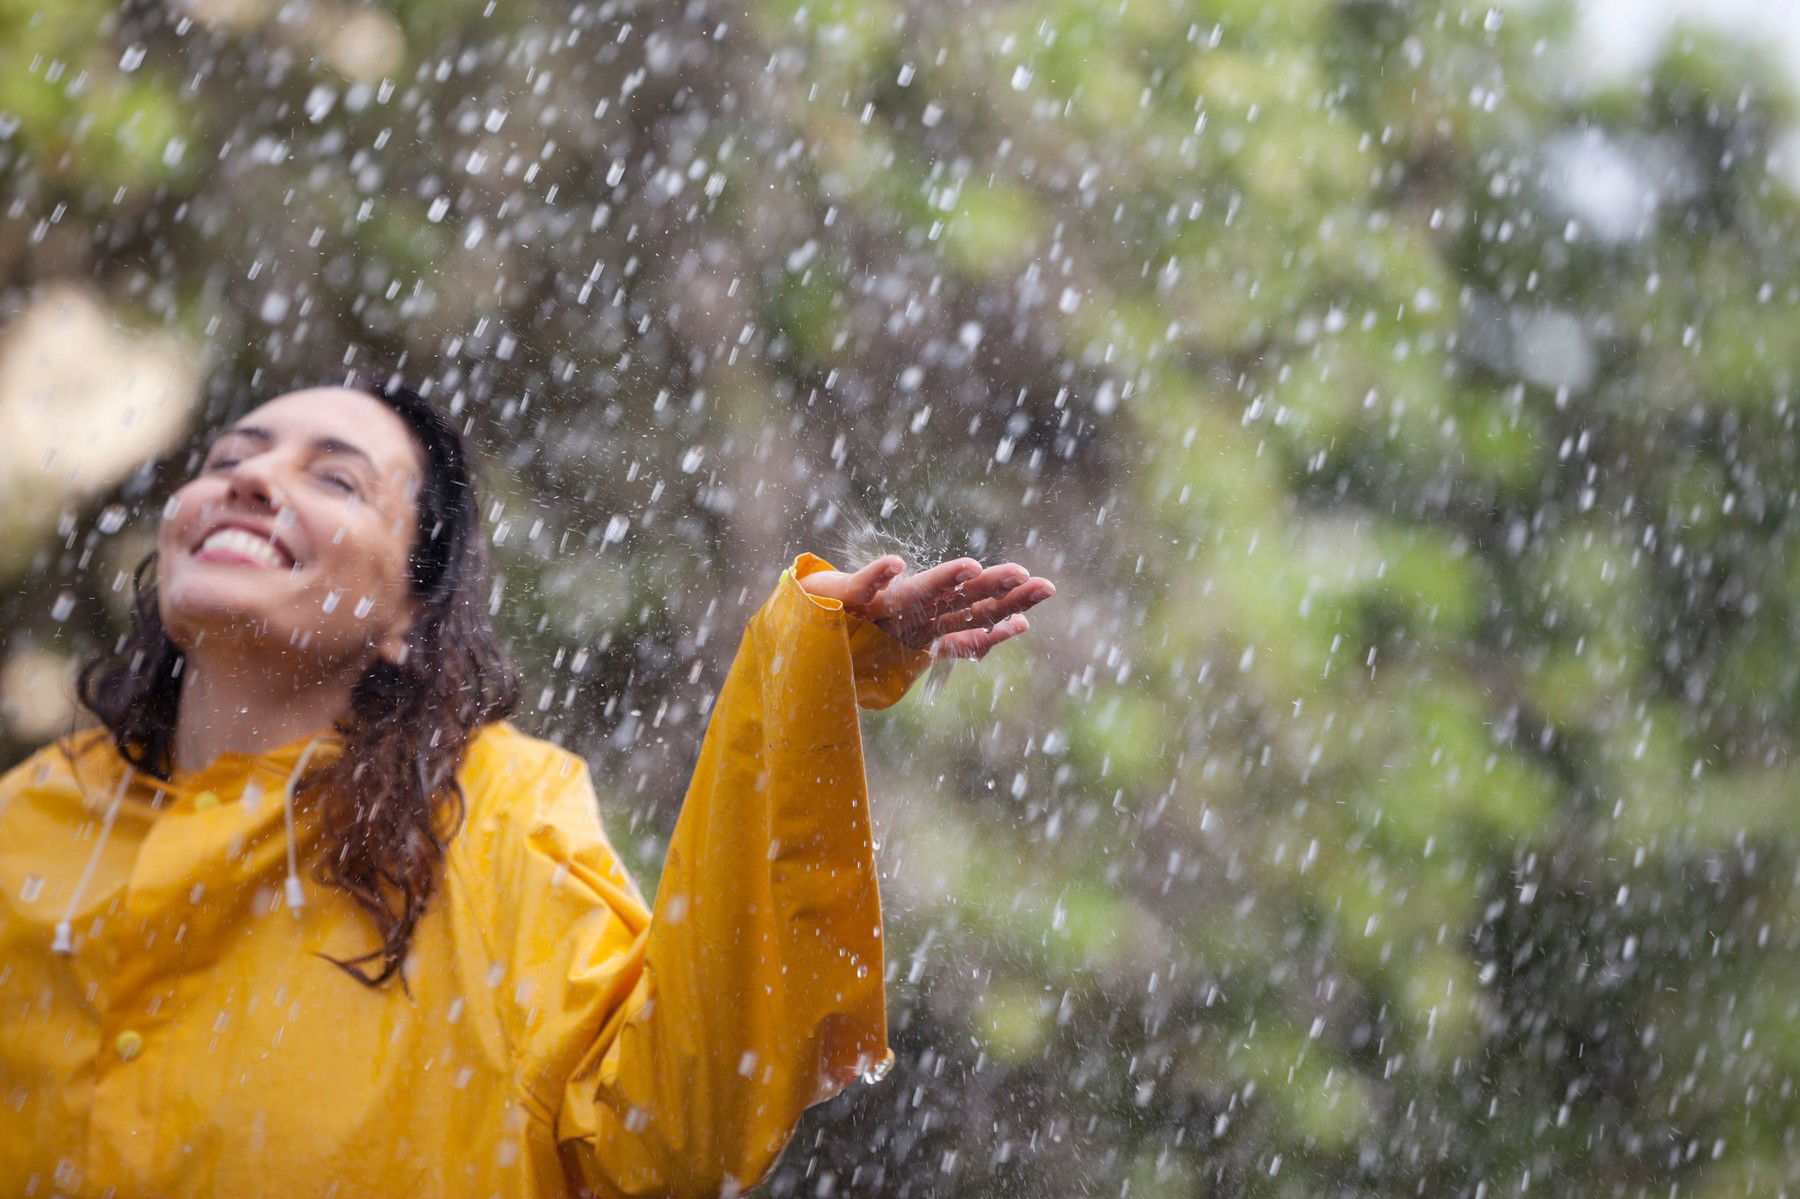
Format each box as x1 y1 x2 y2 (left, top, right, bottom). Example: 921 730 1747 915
195 527 294 568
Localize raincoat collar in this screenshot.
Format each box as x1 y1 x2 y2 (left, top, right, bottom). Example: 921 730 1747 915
61 726 343 807
51 727 341 951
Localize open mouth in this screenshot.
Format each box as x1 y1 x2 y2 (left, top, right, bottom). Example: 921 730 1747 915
194 526 296 569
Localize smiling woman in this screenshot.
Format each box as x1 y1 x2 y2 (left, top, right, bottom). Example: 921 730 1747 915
74 383 520 988
161 390 431 704
0 376 1054 1197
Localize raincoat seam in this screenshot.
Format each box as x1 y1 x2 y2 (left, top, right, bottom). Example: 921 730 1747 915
517 1082 558 1131
445 783 527 1064
456 741 613 1118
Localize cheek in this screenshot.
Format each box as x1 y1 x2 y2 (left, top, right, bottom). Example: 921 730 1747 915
374 510 418 594
328 525 415 614
371 555 414 610
156 484 208 553
353 549 417 646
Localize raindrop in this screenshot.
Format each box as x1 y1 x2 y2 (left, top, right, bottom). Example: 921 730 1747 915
303 85 337 123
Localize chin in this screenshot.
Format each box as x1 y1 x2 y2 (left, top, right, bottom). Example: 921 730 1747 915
164 579 266 625
161 586 295 653
163 606 279 657
165 602 383 675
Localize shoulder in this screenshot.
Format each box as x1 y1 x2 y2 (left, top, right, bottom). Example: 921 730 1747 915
444 722 638 906
451 722 601 846
458 721 589 797
0 730 111 806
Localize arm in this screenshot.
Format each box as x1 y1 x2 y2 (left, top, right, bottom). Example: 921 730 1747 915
500 554 1052 1196
552 560 923 1195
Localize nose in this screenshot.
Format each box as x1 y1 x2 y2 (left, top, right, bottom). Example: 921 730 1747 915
222 452 287 512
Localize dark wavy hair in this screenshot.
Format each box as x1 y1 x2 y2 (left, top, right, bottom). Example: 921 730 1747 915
77 375 521 986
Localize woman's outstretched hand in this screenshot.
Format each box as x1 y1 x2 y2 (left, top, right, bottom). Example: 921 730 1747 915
799 555 1056 661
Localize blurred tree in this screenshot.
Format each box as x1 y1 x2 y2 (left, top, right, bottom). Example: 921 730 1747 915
4 0 1800 1194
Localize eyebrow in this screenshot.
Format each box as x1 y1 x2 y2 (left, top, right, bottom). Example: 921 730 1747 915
215 424 378 470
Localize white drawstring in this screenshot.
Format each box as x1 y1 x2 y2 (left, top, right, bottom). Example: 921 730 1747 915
282 739 323 915
52 766 135 955
53 739 321 952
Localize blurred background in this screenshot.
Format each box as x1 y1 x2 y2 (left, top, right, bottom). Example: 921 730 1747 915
4 0 1800 1193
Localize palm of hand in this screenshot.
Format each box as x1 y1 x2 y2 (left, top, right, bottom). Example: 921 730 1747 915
798 555 1056 661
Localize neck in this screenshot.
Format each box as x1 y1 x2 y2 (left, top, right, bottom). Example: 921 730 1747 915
173 650 362 773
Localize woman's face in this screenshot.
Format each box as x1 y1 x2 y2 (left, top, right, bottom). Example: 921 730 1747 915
157 388 425 675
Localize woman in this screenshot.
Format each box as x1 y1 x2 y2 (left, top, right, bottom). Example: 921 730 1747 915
0 379 1054 1197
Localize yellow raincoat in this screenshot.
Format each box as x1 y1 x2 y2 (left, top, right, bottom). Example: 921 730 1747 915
0 557 929 1197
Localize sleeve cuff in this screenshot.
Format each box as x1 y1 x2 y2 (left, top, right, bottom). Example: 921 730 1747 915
789 552 845 611
786 553 933 710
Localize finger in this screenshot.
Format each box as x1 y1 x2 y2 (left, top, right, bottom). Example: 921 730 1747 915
842 555 906 609
931 614 1030 660
891 563 1032 635
884 563 1032 645
921 577 1055 639
906 570 1038 643
934 614 1030 660
869 557 983 621
928 563 1032 618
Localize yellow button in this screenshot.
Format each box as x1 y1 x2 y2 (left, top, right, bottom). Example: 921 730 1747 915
192 791 220 811
113 1030 143 1061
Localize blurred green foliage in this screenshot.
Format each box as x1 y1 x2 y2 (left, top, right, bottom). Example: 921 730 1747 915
5 0 1800 1194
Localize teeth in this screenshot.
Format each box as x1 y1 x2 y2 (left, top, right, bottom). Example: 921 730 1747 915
200 528 287 567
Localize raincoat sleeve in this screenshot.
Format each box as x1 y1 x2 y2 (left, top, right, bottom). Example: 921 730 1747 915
496 555 929 1197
